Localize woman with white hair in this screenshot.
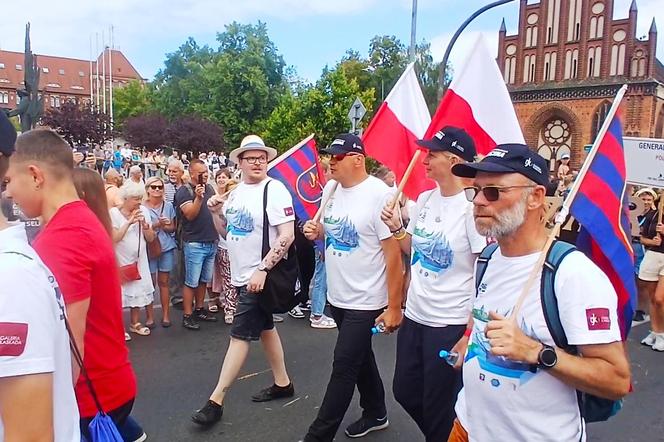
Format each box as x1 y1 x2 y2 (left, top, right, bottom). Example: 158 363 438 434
110 182 156 339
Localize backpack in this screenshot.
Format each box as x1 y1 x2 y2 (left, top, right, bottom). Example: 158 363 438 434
475 240 623 423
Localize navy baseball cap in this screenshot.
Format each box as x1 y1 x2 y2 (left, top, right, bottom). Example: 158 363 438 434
0 112 17 157
320 133 366 156
451 143 550 187
416 126 477 162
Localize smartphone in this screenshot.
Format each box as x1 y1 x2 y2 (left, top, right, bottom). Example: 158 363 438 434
198 174 205 186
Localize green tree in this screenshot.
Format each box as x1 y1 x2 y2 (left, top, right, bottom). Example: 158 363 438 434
112 80 154 130
260 67 374 151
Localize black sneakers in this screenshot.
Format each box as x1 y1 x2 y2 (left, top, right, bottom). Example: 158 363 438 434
195 308 218 322
344 415 389 438
251 382 295 402
191 400 223 426
182 315 200 330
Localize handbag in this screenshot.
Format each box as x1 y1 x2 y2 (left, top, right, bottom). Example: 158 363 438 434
258 180 301 314
147 204 164 260
64 315 124 442
118 223 142 284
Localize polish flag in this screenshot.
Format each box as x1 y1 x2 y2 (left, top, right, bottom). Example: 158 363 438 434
363 63 434 200
426 35 524 155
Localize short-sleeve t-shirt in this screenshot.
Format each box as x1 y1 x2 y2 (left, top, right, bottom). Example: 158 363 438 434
321 177 393 310
0 224 80 442
405 189 486 326
640 209 664 253
144 201 177 253
455 249 621 442
224 178 295 287
32 201 137 418
174 184 218 243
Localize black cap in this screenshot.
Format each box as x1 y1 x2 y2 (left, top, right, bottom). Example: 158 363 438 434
0 112 17 157
416 126 477 162
320 133 366 156
451 143 550 187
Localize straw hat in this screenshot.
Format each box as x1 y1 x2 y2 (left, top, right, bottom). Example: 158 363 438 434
229 135 277 164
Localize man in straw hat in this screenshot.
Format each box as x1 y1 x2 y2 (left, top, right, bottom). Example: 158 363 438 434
191 135 295 427
445 143 629 442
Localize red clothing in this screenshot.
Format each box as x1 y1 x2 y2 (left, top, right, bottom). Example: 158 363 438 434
33 201 137 418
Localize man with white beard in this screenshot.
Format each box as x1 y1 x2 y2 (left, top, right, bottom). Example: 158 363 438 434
446 144 630 442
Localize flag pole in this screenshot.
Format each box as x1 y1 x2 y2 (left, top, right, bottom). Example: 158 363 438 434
510 85 628 320
388 149 422 210
312 182 339 223
267 134 315 170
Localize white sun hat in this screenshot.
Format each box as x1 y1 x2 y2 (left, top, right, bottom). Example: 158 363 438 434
229 135 278 164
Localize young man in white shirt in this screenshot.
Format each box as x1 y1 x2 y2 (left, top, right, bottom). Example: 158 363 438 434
302 134 403 441
380 127 485 441
191 135 295 427
0 112 80 441
447 144 630 441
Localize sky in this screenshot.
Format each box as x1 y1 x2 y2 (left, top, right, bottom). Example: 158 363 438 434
1 0 662 84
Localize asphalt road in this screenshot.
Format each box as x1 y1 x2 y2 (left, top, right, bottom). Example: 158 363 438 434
126 311 663 442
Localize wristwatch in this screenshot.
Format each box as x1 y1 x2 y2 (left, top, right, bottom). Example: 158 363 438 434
257 262 269 273
537 344 558 369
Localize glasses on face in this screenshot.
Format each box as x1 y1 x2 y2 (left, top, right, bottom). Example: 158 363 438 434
149 185 164 190
328 153 362 162
464 185 537 202
242 156 267 165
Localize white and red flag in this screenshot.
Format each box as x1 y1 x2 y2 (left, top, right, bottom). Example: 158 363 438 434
363 63 434 200
426 35 525 155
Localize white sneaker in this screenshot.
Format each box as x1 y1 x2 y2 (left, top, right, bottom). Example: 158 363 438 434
288 306 305 319
310 314 337 329
641 332 656 346
652 334 664 352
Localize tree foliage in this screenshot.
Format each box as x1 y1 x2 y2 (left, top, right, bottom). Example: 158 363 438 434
165 116 224 154
123 113 168 150
112 80 154 130
41 101 113 147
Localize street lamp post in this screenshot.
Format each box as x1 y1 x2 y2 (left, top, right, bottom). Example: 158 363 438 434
437 0 516 100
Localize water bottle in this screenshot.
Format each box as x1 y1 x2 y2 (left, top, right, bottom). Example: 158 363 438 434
371 323 386 335
438 350 459 366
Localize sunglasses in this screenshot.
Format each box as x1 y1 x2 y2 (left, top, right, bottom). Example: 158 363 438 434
149 185 164 190
328 152 362 162
464 185 536 202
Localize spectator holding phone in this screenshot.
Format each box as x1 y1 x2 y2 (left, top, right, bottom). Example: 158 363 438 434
174 159 218 330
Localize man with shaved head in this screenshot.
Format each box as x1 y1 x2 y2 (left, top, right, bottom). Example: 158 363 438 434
104 168 124 209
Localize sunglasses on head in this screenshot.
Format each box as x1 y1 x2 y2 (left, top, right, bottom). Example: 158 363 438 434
464 185 536 202
149 185 164 190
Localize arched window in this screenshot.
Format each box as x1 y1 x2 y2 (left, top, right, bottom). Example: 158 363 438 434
591 101 611 141
538 116 572 171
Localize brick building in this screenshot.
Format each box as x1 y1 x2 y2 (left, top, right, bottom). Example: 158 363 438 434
0 49 143 113
497 0 663 170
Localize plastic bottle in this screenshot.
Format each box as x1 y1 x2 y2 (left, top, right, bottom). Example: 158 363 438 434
371 323 386 335
438 350 459 366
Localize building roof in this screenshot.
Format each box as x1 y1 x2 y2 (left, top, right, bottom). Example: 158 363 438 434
0 49 143 97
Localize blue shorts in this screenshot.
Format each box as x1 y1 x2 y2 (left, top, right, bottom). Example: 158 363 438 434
230 286 274 341
149 248 176 274
183 242 216 288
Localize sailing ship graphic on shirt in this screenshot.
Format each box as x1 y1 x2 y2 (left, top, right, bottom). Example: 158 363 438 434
411 226 454 273
465 305 538 387
324 215 359 253
226 207 254 237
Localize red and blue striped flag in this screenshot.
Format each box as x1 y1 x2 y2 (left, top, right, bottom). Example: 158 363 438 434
569 112 636 339
268 135 325 222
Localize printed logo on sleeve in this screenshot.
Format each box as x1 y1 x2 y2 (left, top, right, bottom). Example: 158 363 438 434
0 323 29 356
586 308 611 330
284 207 294 216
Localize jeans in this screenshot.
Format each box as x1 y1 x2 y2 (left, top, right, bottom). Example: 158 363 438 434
183 241 216 288
309 252 327 316
393 317 465 442
305 306 387 441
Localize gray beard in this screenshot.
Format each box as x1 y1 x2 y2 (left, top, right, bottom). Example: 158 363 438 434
476 193 528 239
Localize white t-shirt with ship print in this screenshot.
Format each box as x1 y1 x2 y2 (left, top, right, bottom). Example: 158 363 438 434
322 177 393 310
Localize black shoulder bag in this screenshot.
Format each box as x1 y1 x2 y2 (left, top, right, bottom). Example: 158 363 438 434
258 180 300 314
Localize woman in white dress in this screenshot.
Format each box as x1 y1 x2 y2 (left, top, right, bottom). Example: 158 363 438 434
110 183 156 339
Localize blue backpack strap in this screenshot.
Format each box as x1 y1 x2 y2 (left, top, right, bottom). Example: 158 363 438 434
540 240 577 352
475 243 499 293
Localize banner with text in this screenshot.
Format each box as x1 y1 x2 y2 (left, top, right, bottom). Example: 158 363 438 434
624 136 664 187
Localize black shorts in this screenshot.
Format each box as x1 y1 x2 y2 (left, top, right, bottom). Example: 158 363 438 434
230 286 274 341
